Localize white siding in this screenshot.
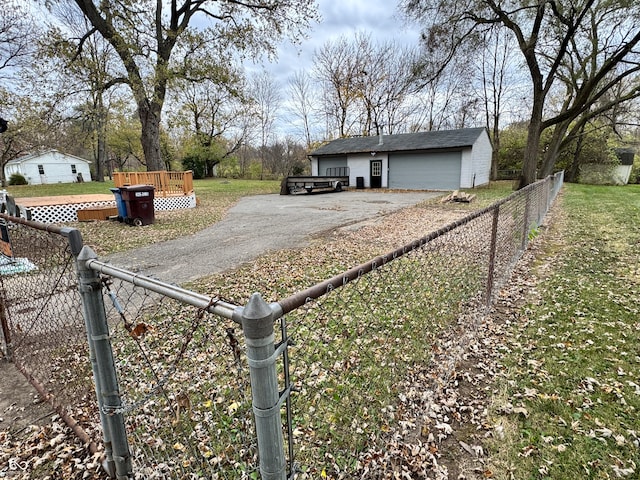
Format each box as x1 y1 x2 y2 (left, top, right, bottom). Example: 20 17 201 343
613 165 632 185
5 151 92 185
346 153 388 188
459 148 473 188
4 163 21 178
461 130 492 188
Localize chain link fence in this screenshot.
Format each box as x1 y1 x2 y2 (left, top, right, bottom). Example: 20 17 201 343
97 275 256 478
276 173 563 477
0 215 100 447
1 173 563 479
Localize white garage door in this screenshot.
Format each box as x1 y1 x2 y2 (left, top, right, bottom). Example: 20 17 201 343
389 152 461 190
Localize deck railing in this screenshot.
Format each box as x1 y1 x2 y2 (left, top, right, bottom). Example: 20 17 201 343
113 170 194 197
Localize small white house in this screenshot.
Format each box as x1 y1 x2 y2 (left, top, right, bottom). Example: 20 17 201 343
309 127 492 190
5 150 92 185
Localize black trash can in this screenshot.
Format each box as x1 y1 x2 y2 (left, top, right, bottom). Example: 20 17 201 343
120 184 155 226
356 176 365 189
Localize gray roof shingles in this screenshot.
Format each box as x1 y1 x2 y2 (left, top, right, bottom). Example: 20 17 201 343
310 127 486 156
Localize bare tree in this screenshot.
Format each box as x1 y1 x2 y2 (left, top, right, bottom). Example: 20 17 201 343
0 1 36 79
476 27 524 180
314 35 367 137
0 1 39 184
251 71 282 179
287 70 317 148
63 0 318 171
313 32 422 138
354 37 421 135
408 55 475 132
403 0 640 187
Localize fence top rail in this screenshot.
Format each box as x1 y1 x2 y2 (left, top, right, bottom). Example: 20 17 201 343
277 173 561 315
82 248 242 321
0 212 84 255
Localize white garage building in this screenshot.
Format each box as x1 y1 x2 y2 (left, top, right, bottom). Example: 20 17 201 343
309 127 492 190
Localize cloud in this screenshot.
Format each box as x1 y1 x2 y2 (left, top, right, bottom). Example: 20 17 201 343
255 0 421 85
319 0 405 34
249 0 423 140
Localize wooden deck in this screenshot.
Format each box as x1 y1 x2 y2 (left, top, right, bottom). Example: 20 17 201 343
113 171 193 196
15 194 115 208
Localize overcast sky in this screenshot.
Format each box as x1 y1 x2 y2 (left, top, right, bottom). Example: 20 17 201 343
254 0 423 137
265 0 420 76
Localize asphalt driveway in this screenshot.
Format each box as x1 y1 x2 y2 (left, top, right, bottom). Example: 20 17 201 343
106 190 441 284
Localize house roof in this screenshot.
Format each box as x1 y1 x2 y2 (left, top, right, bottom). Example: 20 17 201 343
310 127 487 156
6 149 91 165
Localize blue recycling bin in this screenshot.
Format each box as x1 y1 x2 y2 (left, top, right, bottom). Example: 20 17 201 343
110 188 127 221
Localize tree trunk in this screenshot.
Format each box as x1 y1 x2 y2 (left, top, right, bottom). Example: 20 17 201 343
205 160 218 178
540 121 570 177
518 97 544 189
0 155 6 187
490 115 500 181
96 128 106 182
95 98 106 182
565 123 587 182
490 145 499 181
138 100 163 172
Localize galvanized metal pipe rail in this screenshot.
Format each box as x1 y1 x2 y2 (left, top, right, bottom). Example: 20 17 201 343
83 251 241 322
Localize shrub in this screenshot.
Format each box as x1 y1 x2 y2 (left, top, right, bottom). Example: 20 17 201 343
8 173 28 185
182 155 206 179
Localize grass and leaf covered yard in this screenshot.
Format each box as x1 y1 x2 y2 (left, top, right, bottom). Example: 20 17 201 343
488 183 640 479
5 178 638 478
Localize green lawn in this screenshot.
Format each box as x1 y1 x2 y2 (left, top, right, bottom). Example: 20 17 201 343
6 180 117 197
5 178 279 199
488 183 640 479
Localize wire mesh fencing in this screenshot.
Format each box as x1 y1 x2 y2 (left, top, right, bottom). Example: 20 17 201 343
1 172 563 479
0 214 97 444
95 274 257 479
274 172 564 477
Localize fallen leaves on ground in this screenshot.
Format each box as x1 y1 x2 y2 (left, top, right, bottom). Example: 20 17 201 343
1 416 105 479
1 194 564 479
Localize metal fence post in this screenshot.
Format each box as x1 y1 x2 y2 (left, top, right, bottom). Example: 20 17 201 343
0 292 11 361
65 229 114 474
76 245 132 479
241 293 286 480
486 205 500 305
